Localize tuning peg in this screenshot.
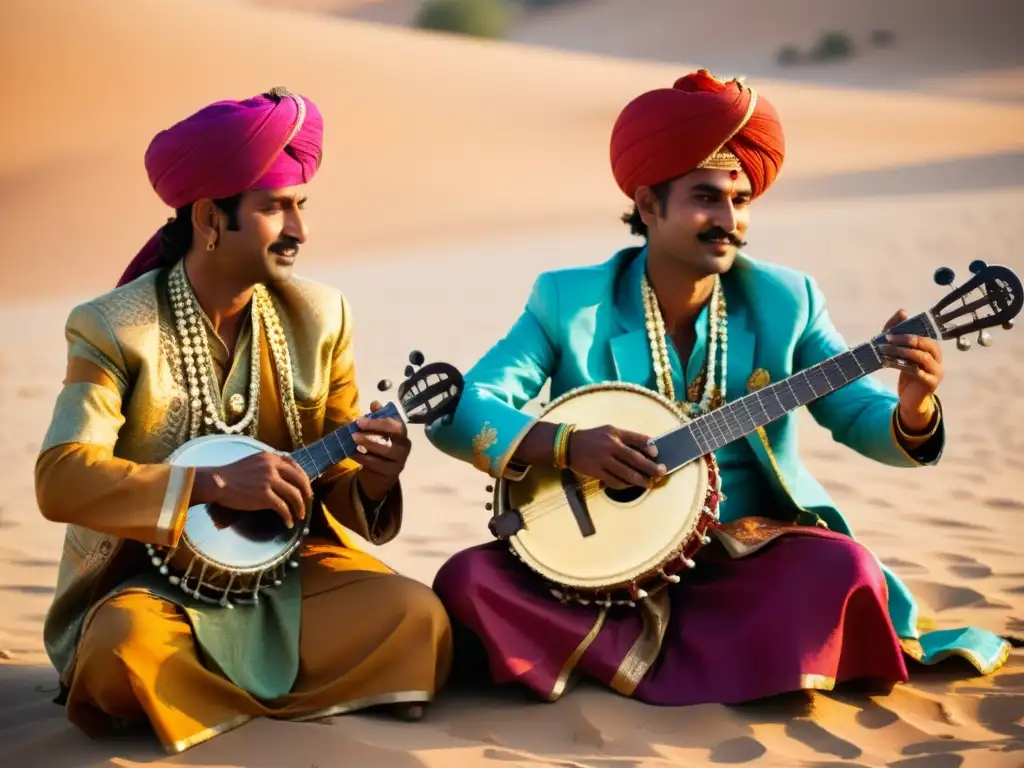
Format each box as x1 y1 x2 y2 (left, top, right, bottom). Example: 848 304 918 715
485 485 493 493
404 365 415 377
485 502 493 511
969 260 987 274
934 267 956 286
377 378 393 392
409 350 425 366
978 330 993 347
956 336 972 351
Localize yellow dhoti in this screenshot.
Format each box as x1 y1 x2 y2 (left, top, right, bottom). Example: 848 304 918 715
65 539 452 754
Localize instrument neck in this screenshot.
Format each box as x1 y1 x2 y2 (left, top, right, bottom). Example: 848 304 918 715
653 311 937 471
288 402 402 479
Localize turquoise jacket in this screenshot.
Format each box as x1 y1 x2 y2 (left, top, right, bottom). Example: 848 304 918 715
427 246 1010 674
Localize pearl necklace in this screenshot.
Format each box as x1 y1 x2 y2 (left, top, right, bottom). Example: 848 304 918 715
641 273 729 414
167 260 304 449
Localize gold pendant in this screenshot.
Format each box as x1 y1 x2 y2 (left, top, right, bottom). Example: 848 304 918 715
227 393 246 416
746 368 771 392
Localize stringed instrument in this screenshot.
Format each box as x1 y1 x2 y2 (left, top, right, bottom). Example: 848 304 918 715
486 261 1022 608
144 351 464 607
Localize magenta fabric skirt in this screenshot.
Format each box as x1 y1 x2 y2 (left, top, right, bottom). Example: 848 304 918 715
432 528 910 705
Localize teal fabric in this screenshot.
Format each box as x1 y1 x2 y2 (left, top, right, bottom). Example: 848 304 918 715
682 273 780 524
104 566 303 700
427 246 1010 674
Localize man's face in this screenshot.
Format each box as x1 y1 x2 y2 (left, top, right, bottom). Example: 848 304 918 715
637 169 752 276
217 186 309 285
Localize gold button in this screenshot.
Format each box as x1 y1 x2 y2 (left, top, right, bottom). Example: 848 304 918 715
746 368 771 392
227 393 246 416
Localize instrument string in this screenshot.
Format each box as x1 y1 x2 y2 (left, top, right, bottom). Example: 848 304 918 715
176 408 743 543
511 402 750 526
517 479 610 524
516 467 715 526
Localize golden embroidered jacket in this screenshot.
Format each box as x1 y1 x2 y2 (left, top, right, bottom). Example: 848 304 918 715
35 267 402 683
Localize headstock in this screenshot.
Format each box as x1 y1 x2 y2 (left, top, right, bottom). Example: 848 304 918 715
376 350 464 426
930 260 1021 351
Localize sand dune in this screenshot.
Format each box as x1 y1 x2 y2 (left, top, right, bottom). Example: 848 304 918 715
314 0 1024 95
3 0 1024 301
0 0 1022 766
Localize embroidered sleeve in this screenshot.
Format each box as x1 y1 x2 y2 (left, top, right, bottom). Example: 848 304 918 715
35 303 193 546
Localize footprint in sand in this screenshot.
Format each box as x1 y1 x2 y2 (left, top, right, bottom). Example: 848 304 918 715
708 736 767 764
905 580 1008 612
785 720 862 760
974 547 1018 558
824 480 861 498
1005 618 1024 636
881 557 927 574
936 553 993 579
983 497 1024 511
993 672 1024 692
853 700 900 730
919 516 992 533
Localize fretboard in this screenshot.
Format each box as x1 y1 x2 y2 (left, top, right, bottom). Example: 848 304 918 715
653 311 937 470
289 402 402 479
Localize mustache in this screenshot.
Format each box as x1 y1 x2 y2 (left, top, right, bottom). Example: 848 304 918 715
269 237 301 255
697 226 747 248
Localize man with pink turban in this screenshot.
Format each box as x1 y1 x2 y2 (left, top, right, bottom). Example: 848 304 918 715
424 70 1008 706
35 87 452 753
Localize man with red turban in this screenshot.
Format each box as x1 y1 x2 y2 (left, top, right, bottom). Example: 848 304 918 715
424 70 1008 706
35 87 452 753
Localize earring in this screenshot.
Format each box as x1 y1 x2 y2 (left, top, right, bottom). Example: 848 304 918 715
206 237 217 251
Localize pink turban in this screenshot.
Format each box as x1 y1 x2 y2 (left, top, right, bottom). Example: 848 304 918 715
117 87 324 287
610 69 785 201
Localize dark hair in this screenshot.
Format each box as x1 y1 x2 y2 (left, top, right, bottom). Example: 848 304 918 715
159 194 244 266
621 179 673 239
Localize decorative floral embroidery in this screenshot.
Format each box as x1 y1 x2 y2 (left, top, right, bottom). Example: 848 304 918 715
472 422 498 473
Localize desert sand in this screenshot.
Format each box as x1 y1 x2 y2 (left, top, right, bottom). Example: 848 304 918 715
1 0 1022 766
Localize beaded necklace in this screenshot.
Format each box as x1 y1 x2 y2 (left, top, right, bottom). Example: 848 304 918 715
167 260 305 448
641 273 729 414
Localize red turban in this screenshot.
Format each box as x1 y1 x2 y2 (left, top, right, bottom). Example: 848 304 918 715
117 87 324 287
609 69 784 201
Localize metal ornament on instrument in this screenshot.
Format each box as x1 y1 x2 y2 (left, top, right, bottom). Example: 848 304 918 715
149 262 466 609
146 261 308 608
487 261 1024 611
148 350 463 608
494 381 723 608
490 273 731 609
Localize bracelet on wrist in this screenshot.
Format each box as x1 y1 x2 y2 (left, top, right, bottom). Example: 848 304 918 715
553 423 576 469
895 395 940 440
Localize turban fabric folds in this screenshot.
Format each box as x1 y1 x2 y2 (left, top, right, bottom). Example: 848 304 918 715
609 69 785 201
117 87 324 287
